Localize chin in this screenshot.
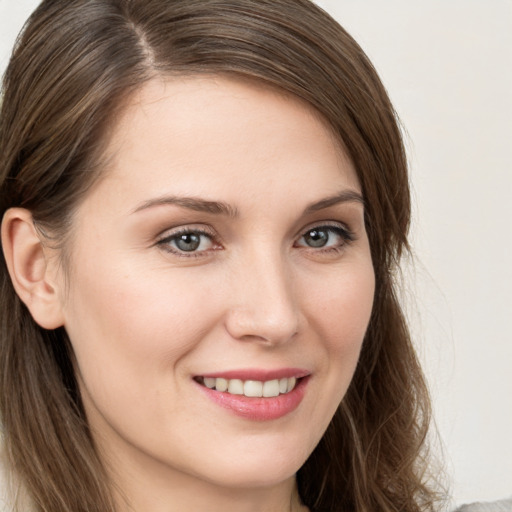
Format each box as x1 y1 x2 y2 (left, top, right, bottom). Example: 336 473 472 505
191 438 311 490
201 463 300 491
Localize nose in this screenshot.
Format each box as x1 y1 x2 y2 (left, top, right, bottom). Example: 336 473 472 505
224 250 300 345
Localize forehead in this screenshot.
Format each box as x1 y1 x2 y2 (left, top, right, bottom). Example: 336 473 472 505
85 75 360 213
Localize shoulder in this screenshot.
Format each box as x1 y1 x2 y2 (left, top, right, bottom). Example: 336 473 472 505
455 498 512 512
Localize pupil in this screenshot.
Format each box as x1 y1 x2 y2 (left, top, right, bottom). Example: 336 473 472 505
306 229 328 247
176 233 201 251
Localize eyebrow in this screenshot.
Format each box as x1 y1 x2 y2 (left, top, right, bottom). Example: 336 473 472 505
303 190 364 214
132 195 239 217
132 189 364 217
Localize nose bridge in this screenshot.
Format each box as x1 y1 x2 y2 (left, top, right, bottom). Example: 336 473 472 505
225 245 299 344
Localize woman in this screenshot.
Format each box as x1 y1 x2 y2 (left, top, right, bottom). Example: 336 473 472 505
0 1 439 511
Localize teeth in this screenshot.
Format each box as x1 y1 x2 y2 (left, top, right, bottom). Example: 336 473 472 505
201 376 299 397
204 377 216 389
262 379 280 397
227 379 244 395
216 378 228 392
287 377 296 393
244 380 263 397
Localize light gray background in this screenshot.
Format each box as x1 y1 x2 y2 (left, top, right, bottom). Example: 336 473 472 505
1 0 511 507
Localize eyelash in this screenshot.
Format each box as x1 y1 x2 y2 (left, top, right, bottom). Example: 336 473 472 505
156 227 219 258
156 223 355 258
295 224 355 253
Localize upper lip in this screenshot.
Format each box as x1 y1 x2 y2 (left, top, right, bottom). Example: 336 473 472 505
197 368 311 381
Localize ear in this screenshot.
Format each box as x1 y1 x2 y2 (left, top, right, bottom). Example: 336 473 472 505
1 208 65 329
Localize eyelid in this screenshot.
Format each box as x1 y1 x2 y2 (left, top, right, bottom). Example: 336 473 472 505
155 224 221 257
153 220 355 258
296 220 355 240
294 221 356 252
156 223 216 241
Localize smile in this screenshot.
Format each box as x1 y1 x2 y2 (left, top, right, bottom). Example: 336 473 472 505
196 376 298 398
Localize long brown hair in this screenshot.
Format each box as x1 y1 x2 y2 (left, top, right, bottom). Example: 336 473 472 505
1 0 439 510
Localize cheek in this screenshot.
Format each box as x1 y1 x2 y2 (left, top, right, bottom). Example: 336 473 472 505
302 257 375 396
62 255 221 391
305 258 375 348
61 259 227 447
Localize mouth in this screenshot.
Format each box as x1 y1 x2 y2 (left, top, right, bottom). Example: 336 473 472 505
193 369 310 420
194 376 301 398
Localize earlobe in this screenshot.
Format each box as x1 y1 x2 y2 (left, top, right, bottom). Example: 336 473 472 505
1 208 65 330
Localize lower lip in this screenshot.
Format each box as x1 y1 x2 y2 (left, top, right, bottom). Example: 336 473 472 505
196 377 309 421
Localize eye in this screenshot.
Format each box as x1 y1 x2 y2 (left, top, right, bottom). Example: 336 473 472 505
157 228 217 255
296 224 353 250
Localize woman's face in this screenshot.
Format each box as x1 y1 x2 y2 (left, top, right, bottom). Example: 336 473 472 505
57 77 374 494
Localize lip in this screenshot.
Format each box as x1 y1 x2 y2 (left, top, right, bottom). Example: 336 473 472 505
194 369 310 421
199 367 310 381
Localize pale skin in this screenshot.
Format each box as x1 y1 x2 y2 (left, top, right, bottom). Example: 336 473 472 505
2 76 375 512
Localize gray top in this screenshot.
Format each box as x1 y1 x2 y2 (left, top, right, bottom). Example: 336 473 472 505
455 499 512 512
